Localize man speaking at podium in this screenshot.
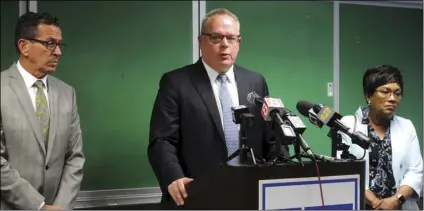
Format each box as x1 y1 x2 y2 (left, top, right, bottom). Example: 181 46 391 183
148 8 288 207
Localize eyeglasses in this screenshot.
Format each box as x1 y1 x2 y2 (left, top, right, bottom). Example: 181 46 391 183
27 38 67 53
375 89 403 100
201 33 240 44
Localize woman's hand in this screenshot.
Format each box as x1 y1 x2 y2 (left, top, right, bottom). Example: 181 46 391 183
374 197 400 210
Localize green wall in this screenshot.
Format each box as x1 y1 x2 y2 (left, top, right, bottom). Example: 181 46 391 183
339 4 423 151
37 1 193 190
206 1 335 157
1 1 422 191
1 1 19 70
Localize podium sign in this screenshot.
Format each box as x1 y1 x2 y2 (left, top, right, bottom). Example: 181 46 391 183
259 174 360 210
181 160 365 210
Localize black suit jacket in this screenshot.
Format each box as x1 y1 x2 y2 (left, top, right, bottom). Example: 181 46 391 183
147 59 289 203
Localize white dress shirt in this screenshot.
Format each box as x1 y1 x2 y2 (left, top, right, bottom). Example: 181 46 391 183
202 59 239 127
16 60 49 111
16 60 47 210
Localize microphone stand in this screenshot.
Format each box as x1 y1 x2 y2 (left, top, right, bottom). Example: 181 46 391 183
269 119 301 166
329 128 339 157
289 138 304 167
328 128 356 160
225 113 265 165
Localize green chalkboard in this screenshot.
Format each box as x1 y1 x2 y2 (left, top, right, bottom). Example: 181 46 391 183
207 1 335 156
1 1 19 70
17 1 420 192
37 1 193 190
339 4 423 150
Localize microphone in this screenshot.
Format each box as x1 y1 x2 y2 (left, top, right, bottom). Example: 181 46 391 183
296 101 324 129
263 97 297 139
247 91 264 105
231 105 250 124
296 100 371 150
314 153 336 162
247 92 295 139
300 152 336 162
284 115 307 135
247 91 285 123
248 92 307 134
247 93 313 157
296 131 313 156
261 97 286 122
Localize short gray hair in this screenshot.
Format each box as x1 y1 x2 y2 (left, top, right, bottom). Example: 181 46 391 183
200 8 240 33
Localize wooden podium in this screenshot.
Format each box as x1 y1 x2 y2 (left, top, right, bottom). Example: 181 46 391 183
179 160 365 210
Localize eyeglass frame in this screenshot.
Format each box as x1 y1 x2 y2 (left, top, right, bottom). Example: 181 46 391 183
201 33 241 44
26 38 67 53
375 89 403 100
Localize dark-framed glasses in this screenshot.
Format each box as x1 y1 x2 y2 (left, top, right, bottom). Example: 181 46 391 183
27 38 67 53
202 33 240 44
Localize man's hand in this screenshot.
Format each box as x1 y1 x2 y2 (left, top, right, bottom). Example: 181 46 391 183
375 197 400 210
41 205 64 210
167 177 194 206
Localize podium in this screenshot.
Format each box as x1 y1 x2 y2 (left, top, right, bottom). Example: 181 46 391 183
182 160 365 210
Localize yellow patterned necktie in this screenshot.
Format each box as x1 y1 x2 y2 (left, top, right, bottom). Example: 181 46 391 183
34 80 50 147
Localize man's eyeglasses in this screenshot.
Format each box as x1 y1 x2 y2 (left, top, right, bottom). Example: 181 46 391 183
201 33 240 44
376 89 403 100
27 38 67 53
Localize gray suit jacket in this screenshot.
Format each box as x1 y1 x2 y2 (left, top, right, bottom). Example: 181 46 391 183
0 64 85 210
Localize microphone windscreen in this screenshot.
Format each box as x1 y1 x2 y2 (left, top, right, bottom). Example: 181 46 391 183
247 91 261 105
296 100 314 117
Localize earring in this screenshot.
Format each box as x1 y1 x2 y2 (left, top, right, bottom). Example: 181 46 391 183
368 101 371 106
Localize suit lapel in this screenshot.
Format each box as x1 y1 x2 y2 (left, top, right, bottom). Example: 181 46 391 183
234 66 250 106
389 118 402 177
46 78 58 162
8 67 46 155
190 60 225 142
389 119 401 154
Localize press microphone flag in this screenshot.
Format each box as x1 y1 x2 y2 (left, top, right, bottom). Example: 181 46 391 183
261 97 285 122
296 100 371 150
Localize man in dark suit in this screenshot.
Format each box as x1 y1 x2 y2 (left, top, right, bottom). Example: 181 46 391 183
148 8 289 206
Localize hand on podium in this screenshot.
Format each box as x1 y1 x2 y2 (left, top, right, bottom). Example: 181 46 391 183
41 205 64 210
168 177 194 206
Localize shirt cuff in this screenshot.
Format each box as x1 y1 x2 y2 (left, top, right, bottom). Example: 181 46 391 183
38 201 45 210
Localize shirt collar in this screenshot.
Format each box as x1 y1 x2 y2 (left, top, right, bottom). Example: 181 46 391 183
16 60 48 89
360 105 394 124
361 106 370 124
201 59 235 84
